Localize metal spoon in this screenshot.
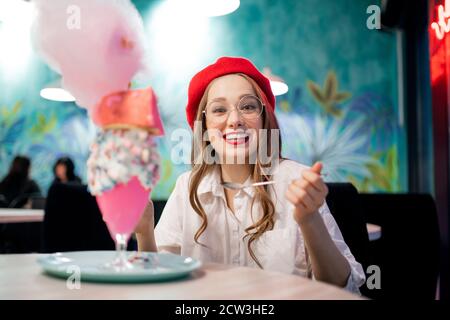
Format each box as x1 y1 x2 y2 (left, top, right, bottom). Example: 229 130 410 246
221 174 328 191
221 180 277 190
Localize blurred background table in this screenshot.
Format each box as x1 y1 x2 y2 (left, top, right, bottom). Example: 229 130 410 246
0 209 44 223
0 253 363 300
366 223 382 241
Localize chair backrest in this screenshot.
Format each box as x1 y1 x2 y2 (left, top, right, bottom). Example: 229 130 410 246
359 193 440 299
31 197 46 209
43 183 115 252
8 192 42 208
325 183 371 289
153 200 166 226
0 194 8 208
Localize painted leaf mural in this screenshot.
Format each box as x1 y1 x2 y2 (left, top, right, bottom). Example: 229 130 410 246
307 71 352 118
0 0 405 198
278 67 400 192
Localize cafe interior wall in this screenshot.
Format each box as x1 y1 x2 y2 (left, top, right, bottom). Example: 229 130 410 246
0 0 406 200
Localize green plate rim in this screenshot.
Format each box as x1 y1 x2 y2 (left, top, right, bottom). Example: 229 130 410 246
37 251 202 283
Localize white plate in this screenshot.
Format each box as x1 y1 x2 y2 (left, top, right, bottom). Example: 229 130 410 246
37 251 202 283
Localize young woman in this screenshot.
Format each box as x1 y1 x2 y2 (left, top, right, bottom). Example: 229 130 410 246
51 157 82 185
135 57 365 293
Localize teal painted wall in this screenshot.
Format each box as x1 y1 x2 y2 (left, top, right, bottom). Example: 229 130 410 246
0 0 406 199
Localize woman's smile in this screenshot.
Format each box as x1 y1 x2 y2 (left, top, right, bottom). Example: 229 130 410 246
223 130 250 146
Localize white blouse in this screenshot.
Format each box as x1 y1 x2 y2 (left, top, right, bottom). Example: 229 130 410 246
155 159 366 294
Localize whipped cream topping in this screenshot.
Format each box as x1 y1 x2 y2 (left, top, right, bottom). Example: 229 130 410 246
87 128 160 195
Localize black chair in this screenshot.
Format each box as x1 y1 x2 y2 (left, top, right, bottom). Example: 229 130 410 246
153 200 167 226
325 183 371 295
0 222 42 253
8 192 42 208
0 193 44 254
31 196 46 209
0 194 8 208
43 183 136 253
359 193 440 300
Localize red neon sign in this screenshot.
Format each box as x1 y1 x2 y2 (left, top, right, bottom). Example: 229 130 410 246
431 0 450 40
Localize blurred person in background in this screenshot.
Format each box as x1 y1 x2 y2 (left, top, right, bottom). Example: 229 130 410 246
0 156 41 208
50 157 82 187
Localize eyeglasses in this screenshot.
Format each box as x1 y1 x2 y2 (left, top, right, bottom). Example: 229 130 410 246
202 95 264 124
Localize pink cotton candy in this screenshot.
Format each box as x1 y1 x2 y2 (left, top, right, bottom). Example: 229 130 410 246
32 0 146 110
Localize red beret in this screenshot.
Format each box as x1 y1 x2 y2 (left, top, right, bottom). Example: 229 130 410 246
186 56 276 129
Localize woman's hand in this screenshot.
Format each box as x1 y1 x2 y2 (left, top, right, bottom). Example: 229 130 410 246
134 200 155 235
286 162 351 287
285 162 329 226
135 200 158 252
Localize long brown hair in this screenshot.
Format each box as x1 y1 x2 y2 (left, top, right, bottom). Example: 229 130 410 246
188 73 283 268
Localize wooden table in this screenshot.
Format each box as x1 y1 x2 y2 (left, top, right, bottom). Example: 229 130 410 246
367 223 382 241
0 209 44 223
0 254 363 300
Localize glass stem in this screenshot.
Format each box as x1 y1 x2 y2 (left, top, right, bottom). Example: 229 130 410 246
115 233 129 268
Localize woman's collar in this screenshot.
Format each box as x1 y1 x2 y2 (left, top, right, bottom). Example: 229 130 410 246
197 165 255 198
